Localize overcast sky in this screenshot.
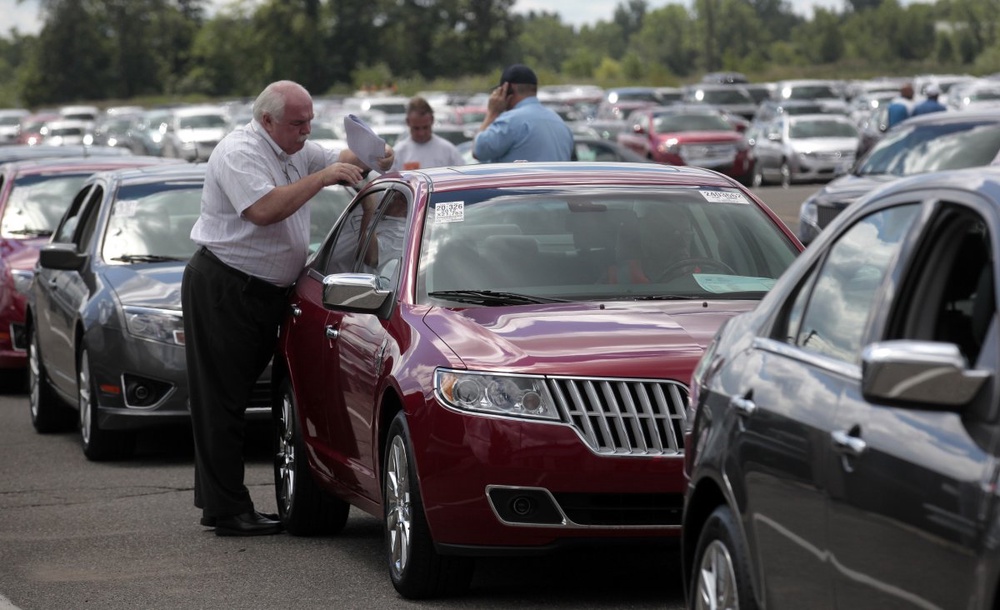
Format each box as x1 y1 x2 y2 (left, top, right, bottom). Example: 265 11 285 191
3 0 848 35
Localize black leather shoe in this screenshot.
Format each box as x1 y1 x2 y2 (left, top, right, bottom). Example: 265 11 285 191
201 511 278 528
213 511 284 537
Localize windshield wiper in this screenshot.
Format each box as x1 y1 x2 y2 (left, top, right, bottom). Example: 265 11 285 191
428 289 568 305
628 294 704 301
110 254 186 263
6 228 53 237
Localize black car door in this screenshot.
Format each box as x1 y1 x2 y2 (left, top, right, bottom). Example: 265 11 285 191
827 193 1000 609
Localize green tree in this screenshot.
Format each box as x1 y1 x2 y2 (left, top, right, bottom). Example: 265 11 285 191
631 4 698 78
517 12 577 73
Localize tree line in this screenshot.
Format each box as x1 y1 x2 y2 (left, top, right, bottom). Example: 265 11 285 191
0 0 999 109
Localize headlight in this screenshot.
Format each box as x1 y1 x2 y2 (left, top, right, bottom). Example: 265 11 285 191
435 369 560 421
657 138 680 155
123 305 184 346
11 269 33 296
800 199 818 226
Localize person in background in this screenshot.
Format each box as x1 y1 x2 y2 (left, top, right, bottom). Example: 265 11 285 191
183 80 394 537
886 82 915 128
911 83 947 117
391 96 465 170
473 63 574 163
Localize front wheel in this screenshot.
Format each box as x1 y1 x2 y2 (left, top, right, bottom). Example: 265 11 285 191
689 505 758 610
273 379 350 535
79 347 135 461
28 324 74 433
384 412 474 599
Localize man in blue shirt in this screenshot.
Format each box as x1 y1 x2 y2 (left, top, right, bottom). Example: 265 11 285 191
911 83 947 117
886 82 914 129
473 64 574 163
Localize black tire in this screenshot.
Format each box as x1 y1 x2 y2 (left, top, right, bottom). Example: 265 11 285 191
384 412 474 599
780 160 792 189
273 379 350 536
28 324 74 433
751 161 766 187
689 505 758 610
79 347 135 461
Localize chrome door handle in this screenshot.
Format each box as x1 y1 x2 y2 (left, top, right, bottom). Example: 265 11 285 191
290 304 302 317
324 325 339 340
729 396 756 416
831 430 867 457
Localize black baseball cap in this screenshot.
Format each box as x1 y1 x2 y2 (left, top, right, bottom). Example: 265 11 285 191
499 64 537 87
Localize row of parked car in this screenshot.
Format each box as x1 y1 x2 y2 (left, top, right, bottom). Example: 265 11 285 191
2 75 1000 604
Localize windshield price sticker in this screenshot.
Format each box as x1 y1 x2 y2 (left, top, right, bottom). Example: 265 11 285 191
434 201 465 223
699 190 750 204
113 200 138 217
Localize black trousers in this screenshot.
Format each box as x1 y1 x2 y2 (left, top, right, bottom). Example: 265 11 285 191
182 248 289 518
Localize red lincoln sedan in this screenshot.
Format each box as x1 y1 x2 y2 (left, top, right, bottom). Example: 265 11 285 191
272 162 802 598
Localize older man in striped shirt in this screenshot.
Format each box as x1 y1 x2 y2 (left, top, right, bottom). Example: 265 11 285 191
183 80 394 537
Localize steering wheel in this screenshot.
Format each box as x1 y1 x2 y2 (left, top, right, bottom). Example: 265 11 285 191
654 257 736 282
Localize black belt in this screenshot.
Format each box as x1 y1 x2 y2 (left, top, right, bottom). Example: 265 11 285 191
197 246 293 298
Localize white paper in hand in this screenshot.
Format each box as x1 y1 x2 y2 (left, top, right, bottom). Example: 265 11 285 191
344 114 387 171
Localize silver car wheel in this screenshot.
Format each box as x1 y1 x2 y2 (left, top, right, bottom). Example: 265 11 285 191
385 434 412 579
276 393 296 515
28 330 41 420
695 539 739 610
78 350 92 446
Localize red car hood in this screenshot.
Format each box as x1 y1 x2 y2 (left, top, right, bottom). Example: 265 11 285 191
422 300 756 379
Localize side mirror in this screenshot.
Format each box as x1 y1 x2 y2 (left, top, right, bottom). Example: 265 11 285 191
861 340 989 408
38 243 86 271
322 272 391 315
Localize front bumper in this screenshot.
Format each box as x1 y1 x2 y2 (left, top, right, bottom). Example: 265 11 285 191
412 404 686 551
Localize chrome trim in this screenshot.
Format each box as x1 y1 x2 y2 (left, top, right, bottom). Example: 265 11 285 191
546 375 688 456
753 337 861 381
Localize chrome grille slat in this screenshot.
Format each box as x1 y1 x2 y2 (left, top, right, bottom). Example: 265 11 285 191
547 376 687 456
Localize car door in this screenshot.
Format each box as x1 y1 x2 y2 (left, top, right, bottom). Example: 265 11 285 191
724 202 922 607
827 193 1000 609
34 182 101 396
325 188 410 502
752 119 780 179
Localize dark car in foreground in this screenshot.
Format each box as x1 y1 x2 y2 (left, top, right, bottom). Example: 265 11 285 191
683 164 1000 609
27 164 354 460
272 162 802 599
798 109 1000 245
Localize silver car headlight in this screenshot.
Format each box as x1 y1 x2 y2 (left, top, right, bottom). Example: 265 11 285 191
123 305 185 346
11 269 33 296
435 369 560 421
800 199 818 226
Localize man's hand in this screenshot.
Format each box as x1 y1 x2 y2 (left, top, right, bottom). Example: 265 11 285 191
321 162 365 187
377 145 395 172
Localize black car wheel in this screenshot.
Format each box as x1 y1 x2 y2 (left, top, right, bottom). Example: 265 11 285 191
28 324 73 433
79 347 135 461
780 160 792 189
273 379 350 535
690 505 758 610
751 161 766 187
384 412 473 599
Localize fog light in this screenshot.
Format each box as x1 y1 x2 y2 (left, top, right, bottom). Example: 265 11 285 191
511 496 534 516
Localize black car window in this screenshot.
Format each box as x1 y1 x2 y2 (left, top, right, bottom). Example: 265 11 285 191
890 205 995 367
77 186 106 253
788 204 919 363
53 183 96 244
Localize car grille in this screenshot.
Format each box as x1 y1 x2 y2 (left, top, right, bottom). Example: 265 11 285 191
680 143 736 164
817 204 844 228
545 376 688 456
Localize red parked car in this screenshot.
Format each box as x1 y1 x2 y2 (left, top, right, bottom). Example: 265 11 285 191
617 104 754 185
272 161 802 599
0 156 183 375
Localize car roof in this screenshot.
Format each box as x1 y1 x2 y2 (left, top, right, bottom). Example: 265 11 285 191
898 108 1000 126
0 144 135 163
3 155 178 175
855 164 1000 210
96 161 208 187
402 161 741 192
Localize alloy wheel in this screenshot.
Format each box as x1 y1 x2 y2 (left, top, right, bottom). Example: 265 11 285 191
78 351 92 446
385 434 412 579
695 539 739 610
275 393 296 515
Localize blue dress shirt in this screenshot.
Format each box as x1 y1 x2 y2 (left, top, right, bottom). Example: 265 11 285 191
473 97 574 163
